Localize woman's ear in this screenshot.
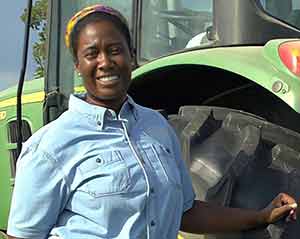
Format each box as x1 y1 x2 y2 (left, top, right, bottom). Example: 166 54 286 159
131 48 138 70
74 65 81 77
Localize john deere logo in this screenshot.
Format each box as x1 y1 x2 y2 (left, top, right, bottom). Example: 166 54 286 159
0 111 6 120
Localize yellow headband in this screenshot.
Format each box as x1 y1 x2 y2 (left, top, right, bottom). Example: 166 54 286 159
65 4 129 49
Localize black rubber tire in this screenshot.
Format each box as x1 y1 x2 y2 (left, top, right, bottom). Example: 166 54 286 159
170 106 300 239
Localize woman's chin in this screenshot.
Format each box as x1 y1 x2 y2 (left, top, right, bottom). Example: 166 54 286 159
86 92 126 107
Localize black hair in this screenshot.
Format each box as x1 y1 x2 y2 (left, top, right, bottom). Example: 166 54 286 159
69 12 132 63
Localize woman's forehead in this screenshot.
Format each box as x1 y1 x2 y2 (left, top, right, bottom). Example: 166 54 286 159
79 20 126 40
77 21 128 48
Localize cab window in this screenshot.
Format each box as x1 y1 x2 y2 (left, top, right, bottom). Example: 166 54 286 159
259 0 300 29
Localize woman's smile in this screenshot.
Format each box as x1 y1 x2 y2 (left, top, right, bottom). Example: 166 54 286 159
96 75 119 83
75 20 132 111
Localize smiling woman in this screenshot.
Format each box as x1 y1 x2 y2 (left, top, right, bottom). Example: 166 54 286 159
73 15 133 111
6 3 300 239
56 0 133 99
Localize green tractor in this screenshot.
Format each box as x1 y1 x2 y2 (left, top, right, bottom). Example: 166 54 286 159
1 0 300 238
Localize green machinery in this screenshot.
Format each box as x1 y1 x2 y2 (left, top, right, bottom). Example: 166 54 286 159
1 0 300 238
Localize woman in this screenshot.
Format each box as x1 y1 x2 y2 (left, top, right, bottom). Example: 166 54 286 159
7 4 298 239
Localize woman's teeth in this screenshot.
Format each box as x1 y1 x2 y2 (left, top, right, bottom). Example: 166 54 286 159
99 75 118 82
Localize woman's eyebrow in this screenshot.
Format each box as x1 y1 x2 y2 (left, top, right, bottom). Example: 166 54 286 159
107 40 123 46
83 42 97 50
82 40 123 50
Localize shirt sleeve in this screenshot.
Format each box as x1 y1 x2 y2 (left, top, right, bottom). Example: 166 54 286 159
168 125 196 212
7 144 69 239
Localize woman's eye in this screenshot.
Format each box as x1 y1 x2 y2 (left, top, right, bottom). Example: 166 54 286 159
110 46 122 55
85 50 98 59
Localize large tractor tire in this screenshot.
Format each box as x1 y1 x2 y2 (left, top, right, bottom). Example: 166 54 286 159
170 106 300 239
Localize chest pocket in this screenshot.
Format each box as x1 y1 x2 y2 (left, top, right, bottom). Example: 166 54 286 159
78 150 130 198
146 143 181 187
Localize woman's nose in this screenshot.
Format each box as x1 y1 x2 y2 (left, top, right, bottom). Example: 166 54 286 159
97 53 113 70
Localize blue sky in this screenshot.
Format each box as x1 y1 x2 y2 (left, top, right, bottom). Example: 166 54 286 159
0 1 37 91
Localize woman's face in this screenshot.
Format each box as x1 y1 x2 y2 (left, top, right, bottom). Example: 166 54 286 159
75 20 132 110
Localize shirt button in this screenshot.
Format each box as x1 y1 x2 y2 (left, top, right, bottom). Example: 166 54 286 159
166 148 171 154
150 220 155 226
150 188 155 194
97 121 102 126
96 158 102 163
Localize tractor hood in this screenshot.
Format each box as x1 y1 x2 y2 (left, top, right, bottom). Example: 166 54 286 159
0 79 44 109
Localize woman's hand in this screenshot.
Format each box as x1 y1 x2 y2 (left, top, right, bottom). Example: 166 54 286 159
261 193 298 224
181 194 298 234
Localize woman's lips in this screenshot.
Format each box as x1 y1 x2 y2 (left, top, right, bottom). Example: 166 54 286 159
96 75 120 85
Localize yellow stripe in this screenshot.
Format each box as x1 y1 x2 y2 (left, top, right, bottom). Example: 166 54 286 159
0 86 85 109
0 91 45 108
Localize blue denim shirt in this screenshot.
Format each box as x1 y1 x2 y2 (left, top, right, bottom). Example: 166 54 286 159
7 94 195 239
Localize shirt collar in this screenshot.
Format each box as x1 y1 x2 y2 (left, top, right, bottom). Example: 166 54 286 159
69 94 138 130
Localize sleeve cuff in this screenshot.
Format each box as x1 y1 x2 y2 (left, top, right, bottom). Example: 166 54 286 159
7 227 48 239
183 198 195 212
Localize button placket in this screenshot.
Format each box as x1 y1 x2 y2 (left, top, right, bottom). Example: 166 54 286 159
147 179 157 237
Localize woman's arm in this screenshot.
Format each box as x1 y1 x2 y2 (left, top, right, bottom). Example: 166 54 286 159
7 146 68 239
180 193 298 234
